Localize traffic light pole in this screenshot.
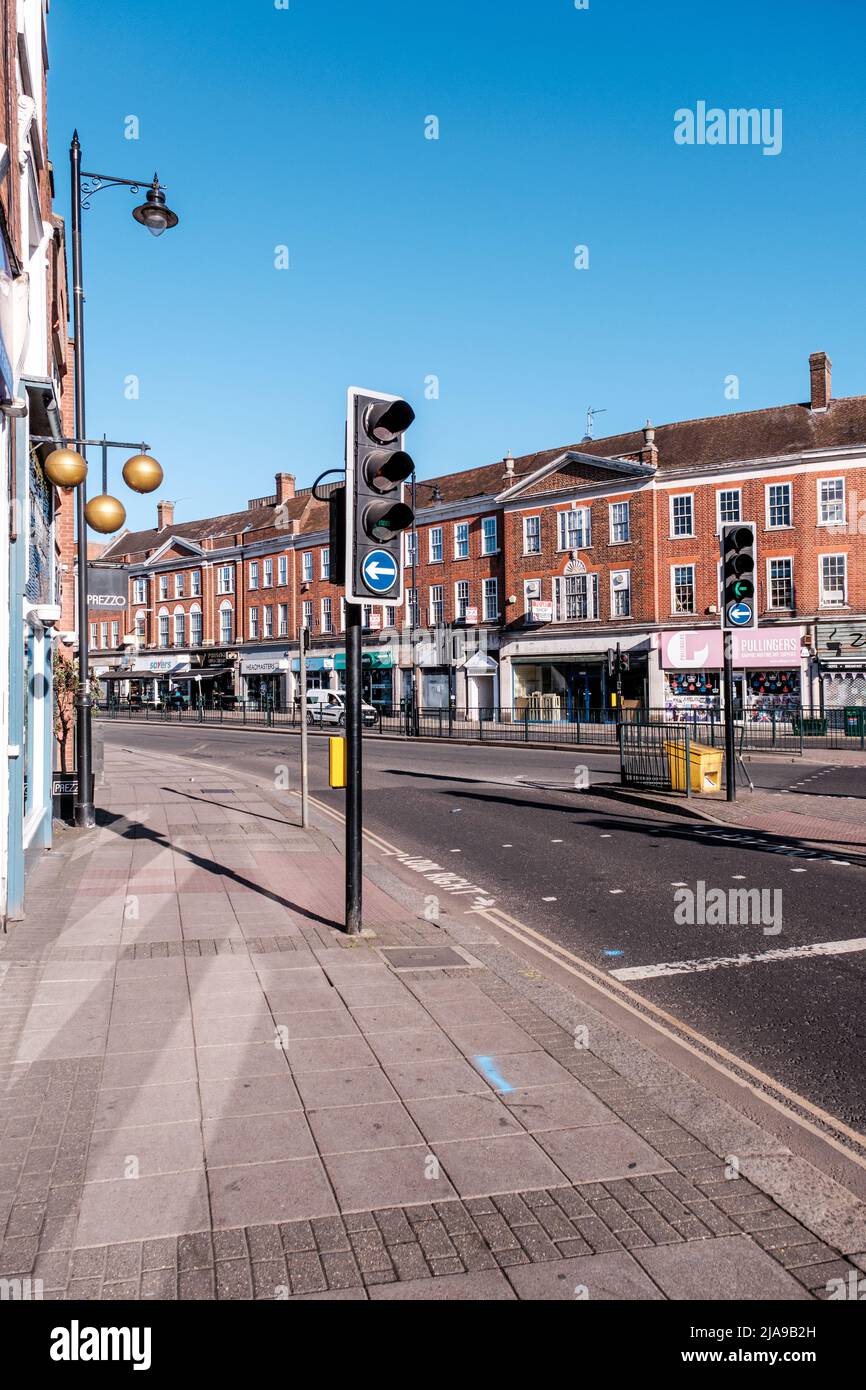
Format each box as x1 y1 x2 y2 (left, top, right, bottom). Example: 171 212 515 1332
723 637 737 802
345 601 363 934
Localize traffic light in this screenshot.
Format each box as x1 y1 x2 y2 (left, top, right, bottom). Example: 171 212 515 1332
721 523 757 629
345 388 415 604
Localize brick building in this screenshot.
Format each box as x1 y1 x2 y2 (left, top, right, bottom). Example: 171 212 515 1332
90 351 866 719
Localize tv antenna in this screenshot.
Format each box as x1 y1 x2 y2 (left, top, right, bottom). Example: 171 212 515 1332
583 406 606 441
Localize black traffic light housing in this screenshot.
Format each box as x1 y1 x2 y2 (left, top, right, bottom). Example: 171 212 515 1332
721 522 757 629
345 388 415 604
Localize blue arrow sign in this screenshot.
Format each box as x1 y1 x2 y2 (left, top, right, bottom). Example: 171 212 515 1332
728 601 753 627
361 549 399 594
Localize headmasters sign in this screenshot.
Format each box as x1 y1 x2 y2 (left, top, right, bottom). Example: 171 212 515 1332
86 566 129 610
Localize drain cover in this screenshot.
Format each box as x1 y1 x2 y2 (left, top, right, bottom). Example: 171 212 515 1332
380 946 470 971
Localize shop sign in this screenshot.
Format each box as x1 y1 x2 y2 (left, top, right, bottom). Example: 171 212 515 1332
530 601 553 623
132 657 186 674
733 627 801 666
817 621 866 663
241 658 288 675
661 627 802 670
86 566 129 609
465 606 479 624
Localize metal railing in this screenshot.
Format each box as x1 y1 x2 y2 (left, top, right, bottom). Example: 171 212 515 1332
94 700 866 752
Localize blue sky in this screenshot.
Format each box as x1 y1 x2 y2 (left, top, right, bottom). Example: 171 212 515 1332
49 0 866 532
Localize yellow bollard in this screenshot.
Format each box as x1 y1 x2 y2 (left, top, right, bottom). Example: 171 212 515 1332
329 736 347 789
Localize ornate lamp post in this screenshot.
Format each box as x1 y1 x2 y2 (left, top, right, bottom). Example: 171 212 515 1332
67 132 179 828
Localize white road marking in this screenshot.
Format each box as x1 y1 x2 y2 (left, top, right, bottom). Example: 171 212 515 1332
610 937 866 982
551 839 563 843
542 896 557 902
609 889 624 895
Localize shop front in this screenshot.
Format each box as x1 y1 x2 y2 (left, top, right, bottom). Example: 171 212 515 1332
659 627 804 721
291 655 335 699
333 651 395 709
128 655 190 705
815 621 866 712
240 653 290 709
509 646 648 721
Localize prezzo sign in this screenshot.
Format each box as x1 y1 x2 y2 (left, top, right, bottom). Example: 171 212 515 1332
86 566 129 610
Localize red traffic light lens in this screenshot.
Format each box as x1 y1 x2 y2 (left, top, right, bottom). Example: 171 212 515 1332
364 399 416 444
363 449 414 493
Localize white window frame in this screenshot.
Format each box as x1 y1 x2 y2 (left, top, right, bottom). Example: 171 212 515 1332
278 555 288 586
302 599 313 631
158 609 170 645
817 477 846 527
110 619 120 647
765 482 792 530
263 558 273 588
766 557 794 610
263 604 274 638
173 608 186 647
819 553 847 608
610 569 631 617
716 488 742 529
158 574 168 600
302 552 313 583
249 607 260 640
133 577 147 604
454 522 469 559
523 515 541 554
190 606 202 646
553 573 598 622
557 506 591 551
429 527 443 563
134 611 146 642
248 561 259 590
482 577 499 622
455 580 470 619
669 493 695 538
174 573 184 598
321 548 330 580
429 584 444 624
278 603 288 637
481 516 498 555
219 602 234 644
89 623 98 648
321 597 332 633
671 563 696 615
191 570 201 597
217 565 233 595
609 501 630 544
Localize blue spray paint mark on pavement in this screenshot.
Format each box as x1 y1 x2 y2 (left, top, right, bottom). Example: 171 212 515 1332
603 950 624 957
474 1055 513 1093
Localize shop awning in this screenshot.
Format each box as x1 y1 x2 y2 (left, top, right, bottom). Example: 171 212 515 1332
170 667 232 681
333 652 393 671
291 657 334 673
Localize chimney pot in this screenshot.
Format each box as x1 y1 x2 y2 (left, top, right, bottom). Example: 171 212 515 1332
503 451 515 479
157 500 174 530
809 351 832 411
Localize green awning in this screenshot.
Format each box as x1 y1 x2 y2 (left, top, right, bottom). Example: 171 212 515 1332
333 652 393 671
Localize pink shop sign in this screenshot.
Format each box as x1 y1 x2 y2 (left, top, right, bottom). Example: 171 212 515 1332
660 627 802 670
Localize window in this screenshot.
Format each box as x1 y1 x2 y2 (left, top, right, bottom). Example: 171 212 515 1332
100 622 108 648
385 606 397 628
321 597 332 633
249 562 259 590
454 522 469 559
217 566 233 594
278 555 288 587
405 531 417 567
263 559 273 588
263 604 274 638
302 599 313 631
523 516 541 554
190 608 202 645
219 604 233 643
557 507 591 551
340 597 346 631
89 623 98 648
429 527 443 563
191 571 201 597
672 564 696 614
553 574 598 621
818 478 845 526
481 516 498 554
407 588 419 626
159 575 168 600
249 607 259 640
321 548 330 580
717 489 741 526
278 603 288 637
174 610 186 646
670 494 694 537
110 620 120 647
175 574 184 598
609 502 630 544
134 611 146 642
429 584 444 624
158 611 170 645
133 578 147 604
455 580 470 619
482 578 498 621
768 558 794 609
302 552 313 582
819 554 847 607
611 570 631 617
766 483 792 529
363 605 373 628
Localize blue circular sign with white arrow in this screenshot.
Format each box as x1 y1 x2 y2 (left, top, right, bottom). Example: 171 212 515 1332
361 549 399 594
728 601 753 627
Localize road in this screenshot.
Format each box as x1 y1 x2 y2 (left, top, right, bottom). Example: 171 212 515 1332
103 722 866 1132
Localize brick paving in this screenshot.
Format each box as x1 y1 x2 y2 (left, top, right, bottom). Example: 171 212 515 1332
0 745 862 1300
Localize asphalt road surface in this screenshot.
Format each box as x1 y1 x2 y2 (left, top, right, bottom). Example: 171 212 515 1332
104 723 866 1132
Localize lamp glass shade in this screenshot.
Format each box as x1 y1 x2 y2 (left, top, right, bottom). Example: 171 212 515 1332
84 494 127 534
43 448 87 488
122 453 163 494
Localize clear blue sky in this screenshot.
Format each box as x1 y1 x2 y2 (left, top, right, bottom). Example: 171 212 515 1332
48 0 866 533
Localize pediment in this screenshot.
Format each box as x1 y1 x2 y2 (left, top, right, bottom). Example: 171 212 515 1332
145 535 206 565
498 449 654 502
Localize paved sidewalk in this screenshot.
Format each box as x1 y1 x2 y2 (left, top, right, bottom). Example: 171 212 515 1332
0 743 864 1301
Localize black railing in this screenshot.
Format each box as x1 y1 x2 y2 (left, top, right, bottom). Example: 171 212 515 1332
94 700 866 752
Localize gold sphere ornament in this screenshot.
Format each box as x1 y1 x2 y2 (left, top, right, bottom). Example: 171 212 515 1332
42 447 88 489
122 453 163 494
84 494 127 534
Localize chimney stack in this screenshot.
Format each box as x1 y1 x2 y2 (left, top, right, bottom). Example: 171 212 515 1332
640 420 658 468
157 500 174 530
809 351 832 412
275 472 296 503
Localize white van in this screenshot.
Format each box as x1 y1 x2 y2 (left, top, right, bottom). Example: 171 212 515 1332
305 689 378 727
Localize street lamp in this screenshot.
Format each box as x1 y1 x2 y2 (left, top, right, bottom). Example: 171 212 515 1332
68 132 179 828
